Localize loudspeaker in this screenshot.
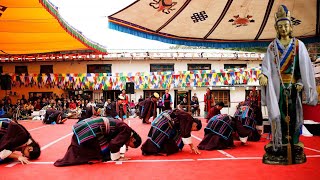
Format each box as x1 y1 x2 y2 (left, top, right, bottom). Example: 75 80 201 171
126 82 134 94
0 75 11 90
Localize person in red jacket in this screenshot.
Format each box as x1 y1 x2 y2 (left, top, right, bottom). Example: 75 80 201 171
204 88 214 118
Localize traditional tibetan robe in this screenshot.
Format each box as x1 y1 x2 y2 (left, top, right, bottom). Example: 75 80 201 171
206 106 221 121
54 117 134 167
0 118 30 163
204 92 214 114
234 105 261 141
162 93 172 111
139 98 157 123
43 109 63 124
141 110 194 155
198 114 251 150
261 38 318 149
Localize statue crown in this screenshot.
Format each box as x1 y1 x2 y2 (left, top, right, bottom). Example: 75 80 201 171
275 5 291 25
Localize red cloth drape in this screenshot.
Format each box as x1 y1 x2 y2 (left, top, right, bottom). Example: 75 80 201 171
303 104 320 122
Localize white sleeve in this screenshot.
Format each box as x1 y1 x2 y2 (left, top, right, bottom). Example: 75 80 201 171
110 151 120 161
120 145 126 158
0 149 12 160
182 137 192 145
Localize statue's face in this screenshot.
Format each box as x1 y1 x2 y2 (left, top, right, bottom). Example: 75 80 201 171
276 20 292 38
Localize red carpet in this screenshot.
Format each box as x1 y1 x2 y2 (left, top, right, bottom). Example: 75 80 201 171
1 118 320 180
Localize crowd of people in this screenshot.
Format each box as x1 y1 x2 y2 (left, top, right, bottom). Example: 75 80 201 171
0 93 98 120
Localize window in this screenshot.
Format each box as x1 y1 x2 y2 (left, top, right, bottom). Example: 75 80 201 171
143 90 165 99
40 65 53 74
15 66 28 74
150 64 174 72
211 90 230 107
29 92 53 99
187 64 211 71
87 64 112 73
224 64 247 69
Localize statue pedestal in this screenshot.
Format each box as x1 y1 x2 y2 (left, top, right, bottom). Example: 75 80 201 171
263 143 306 165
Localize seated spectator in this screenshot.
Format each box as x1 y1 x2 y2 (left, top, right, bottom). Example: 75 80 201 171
178 97 188 112
129 100 135 109
96 99 104 108
190 96 200 116
34 100 41 111
69 100 77 110
79 100 86 109
86 99 96 108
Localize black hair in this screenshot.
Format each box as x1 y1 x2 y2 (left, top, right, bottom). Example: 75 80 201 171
131 130 142 148
216 101 225 107
61 113 68 119
28 139 41 160
193 118 202 131
85 106 94 118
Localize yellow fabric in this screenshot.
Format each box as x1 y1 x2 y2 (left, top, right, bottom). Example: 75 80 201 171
0 0 104 54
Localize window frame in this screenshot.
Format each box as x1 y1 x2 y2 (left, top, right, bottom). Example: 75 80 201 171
40 65 53 74
211 90 230 107
187 64 211 71
87 64 112 73
150 64 174 72
224 64 247 69
15 66 28 74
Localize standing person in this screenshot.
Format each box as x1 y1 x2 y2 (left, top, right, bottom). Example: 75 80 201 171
141 109 202 156
162 89 173 111
116 95 126 121
259 5 318 165
139 93 159 124
157 97 164 114
137 95 144 117
204 88 214 118
138 95 144 103
0 118 41 164
121 89 129 116
54 117 142 167
206 102 224 122
198 114 251 150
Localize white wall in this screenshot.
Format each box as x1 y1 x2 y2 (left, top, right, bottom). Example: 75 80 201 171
110 59 260 73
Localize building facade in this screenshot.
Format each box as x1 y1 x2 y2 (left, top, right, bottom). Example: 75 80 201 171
0 50 269 117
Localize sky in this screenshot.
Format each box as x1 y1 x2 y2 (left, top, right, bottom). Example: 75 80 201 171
49 0 172 50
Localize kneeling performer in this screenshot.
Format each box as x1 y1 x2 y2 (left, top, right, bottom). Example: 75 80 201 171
54 117 141 166
141 109 202 156
0 118 41 164
198 114 251 150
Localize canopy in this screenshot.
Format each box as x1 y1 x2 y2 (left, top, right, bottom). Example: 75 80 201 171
109 0 320 48
0 0 106 54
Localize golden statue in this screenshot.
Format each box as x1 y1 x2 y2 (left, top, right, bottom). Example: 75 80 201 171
259 5 318 165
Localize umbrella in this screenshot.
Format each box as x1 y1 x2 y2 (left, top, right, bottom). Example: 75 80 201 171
108 0 320 48
0 0 106 54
